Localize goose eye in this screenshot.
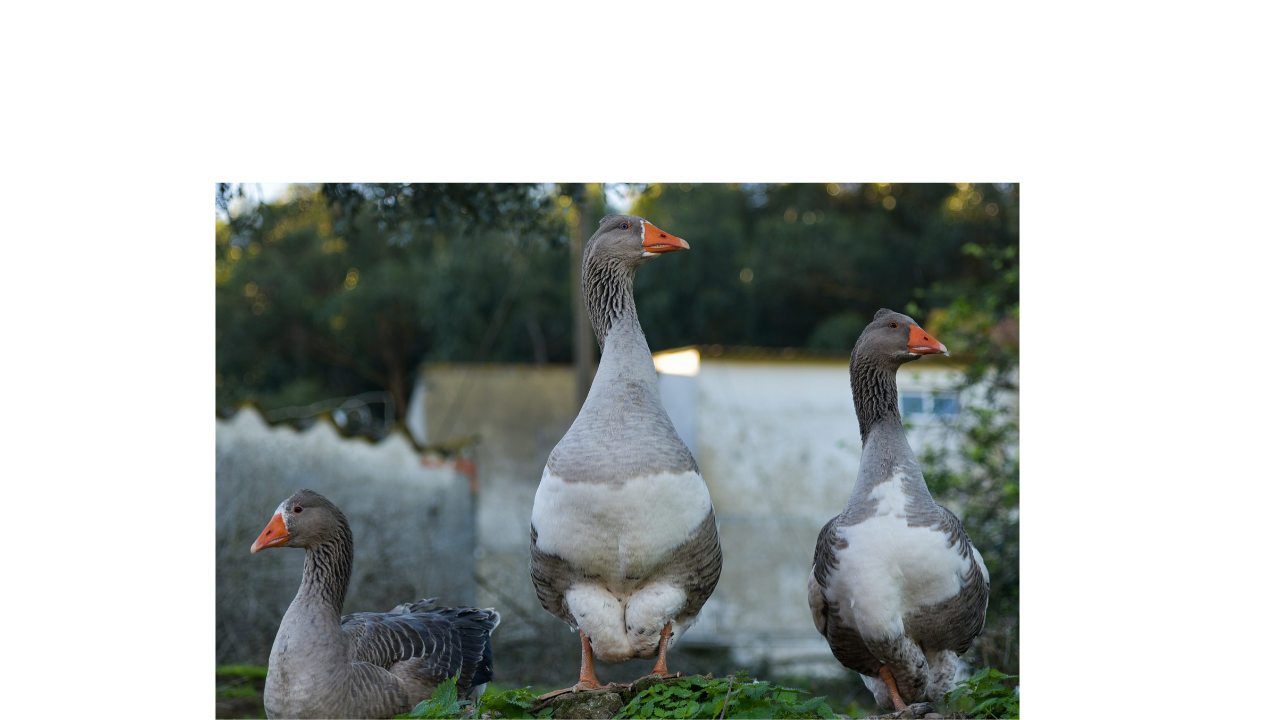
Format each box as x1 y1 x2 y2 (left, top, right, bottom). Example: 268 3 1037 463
889 322 898 329
293 506 303 513
619 222 630 230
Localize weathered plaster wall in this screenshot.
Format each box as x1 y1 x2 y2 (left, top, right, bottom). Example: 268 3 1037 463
215 407 474 665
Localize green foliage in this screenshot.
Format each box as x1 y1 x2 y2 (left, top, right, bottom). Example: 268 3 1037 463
396 684 551 720
216 183 571 423
476 686 551 719
629 183 1018 352
943 668 1019 719
404 676 465 718
215 664 270 680
617 672 838 720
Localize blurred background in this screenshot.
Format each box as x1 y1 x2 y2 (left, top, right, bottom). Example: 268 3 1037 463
215 183 1018 717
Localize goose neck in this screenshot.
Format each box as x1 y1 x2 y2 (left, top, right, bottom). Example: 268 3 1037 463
295 529 354 617
851 354 903 445
583 257 639 349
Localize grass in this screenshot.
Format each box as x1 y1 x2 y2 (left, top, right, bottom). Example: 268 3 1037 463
396 672 840 719
216 664 269 719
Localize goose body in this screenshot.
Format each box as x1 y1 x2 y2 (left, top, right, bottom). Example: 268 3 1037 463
252 489 500 719
809 310 988 711
530 215 721 690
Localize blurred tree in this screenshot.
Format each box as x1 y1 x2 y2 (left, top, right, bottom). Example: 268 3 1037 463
215 182 1019 427
215 183 570 424
628 183 1018 353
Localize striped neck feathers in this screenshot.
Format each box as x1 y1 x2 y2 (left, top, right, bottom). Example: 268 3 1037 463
583 256 640 349
297 522 354 614
851 352 903 445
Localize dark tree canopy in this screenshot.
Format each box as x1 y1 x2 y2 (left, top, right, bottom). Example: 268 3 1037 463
216 183 572 425
216 182 1018 419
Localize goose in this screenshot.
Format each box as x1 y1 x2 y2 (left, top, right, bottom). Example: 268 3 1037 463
808 309 989 712
250 489 500 719
529 214 722 695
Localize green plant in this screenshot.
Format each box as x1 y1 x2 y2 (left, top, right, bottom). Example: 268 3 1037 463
617 672 838 719
398 682 552 720
943 667 1019 719
215 664 270 680
404 676 466 718
475 686 551 719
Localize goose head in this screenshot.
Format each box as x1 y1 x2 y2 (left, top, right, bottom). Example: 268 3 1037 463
584 214 689 270
853 308 948 368
250 489 348 553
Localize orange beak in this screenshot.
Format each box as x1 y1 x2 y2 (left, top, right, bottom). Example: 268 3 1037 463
250 513 290 554
908 325 948 355
642 222 689 254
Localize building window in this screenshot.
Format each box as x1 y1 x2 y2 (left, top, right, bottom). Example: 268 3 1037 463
902 393 926 415
901 391 959 417
932 393 959 416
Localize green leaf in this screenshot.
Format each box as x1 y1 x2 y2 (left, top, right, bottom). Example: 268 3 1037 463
405 675 463 718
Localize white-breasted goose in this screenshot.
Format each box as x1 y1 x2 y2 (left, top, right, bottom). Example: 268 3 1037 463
529 214 722 696
251 489 500 719
808 309 989 712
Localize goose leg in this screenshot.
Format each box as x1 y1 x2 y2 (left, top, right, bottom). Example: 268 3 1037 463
539 631 617 700
878 665 907 712
644 623 677 680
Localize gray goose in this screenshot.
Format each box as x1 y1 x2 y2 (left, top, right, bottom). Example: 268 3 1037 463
250 489 500 719
529 214 722 695
808 309 989 712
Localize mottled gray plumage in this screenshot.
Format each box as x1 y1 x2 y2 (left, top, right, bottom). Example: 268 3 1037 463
530 215 721 670
809 310 989 709
257 489 499 719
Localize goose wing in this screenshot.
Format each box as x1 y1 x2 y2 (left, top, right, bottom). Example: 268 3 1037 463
809 517 881 676
903 506 989 654
529 525 576 626
341 602 500 692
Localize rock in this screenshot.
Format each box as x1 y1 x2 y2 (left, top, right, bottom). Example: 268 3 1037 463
903 702 935 718
544 689 625 719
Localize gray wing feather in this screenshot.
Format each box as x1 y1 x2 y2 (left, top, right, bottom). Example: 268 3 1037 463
811 517 881 675
904 506 989 654
341 602 500 694
662 510 722 622
529 525 576 626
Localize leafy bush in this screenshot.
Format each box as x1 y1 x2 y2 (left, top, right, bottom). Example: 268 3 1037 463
943 667 1019 719
617 672 838 719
